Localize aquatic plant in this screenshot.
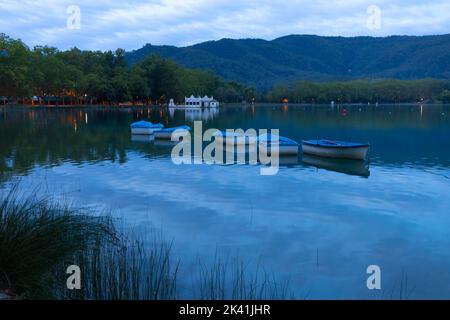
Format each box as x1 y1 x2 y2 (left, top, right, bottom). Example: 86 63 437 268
59 234 178 300
196 254 294 300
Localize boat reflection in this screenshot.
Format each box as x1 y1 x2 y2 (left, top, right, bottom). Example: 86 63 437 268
302 154 370 177
137 139 301 167
212 146 300 166
153 139 178 148
131 134 154 143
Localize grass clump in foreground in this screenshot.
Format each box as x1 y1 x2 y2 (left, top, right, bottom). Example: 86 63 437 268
60 234 179 300
0 185 292 300
0 186 116 299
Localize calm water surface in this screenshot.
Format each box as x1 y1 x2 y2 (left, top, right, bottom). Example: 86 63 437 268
1 104 450 299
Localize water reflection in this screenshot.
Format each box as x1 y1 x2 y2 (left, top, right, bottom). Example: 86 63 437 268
1 104 450 298
131 134 154 143
1 104 450 179
168 107 220 122
184 107 219 121
302 154 370 177
153 139 178 148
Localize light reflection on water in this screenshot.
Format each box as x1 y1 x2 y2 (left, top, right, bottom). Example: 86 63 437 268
1 104 450 299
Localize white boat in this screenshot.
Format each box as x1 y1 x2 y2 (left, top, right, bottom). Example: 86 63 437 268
258 134 299 155
302 139 369 160
130 120 164 135
214 131 257 145
154 125 191 139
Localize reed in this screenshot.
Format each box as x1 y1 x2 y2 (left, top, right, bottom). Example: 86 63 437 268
196 254 294 300
0 185 114 299
59 234 179 300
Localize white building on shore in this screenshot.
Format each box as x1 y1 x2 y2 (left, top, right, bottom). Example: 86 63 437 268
184 95 219 108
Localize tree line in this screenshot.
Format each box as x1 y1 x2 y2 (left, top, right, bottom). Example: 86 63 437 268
2 33 450 105
265 79 450 104
0 34 256 105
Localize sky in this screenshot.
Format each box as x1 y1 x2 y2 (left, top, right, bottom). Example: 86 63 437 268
1 0 450 51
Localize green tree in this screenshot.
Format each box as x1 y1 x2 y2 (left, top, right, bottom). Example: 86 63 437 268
0 34 33 100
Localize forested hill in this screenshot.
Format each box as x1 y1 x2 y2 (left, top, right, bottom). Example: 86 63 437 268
126 34 450 89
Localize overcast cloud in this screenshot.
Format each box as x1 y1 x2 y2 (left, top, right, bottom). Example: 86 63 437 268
1 0 449 51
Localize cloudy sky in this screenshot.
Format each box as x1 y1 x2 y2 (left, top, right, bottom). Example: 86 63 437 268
1 0 450 51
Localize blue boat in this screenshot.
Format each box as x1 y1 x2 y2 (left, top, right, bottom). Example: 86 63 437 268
302 139 369 160
258 134 299 155
130 120 164 135
154 125 191 139
213 130 257 145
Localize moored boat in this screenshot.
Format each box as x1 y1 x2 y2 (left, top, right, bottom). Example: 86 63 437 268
214 131 257 145
130 120 164 135
154 125 191 139
258 134 299 155
302 139 369 160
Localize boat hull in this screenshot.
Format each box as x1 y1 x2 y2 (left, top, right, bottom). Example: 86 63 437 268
302 143 368 160
131 127 162 135
260 143 299 155
154 130 190 140
154 131 173 139
215 135 257 146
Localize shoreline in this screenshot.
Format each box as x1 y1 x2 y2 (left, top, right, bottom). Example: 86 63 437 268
0 102 446 109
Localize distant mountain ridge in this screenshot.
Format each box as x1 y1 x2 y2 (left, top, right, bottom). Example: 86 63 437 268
125 34 450 89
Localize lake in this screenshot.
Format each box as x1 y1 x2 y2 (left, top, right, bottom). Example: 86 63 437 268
1 103 450 299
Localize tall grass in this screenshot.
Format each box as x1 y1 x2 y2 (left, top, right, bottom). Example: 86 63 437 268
59 235 178 300
0 186 115 299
